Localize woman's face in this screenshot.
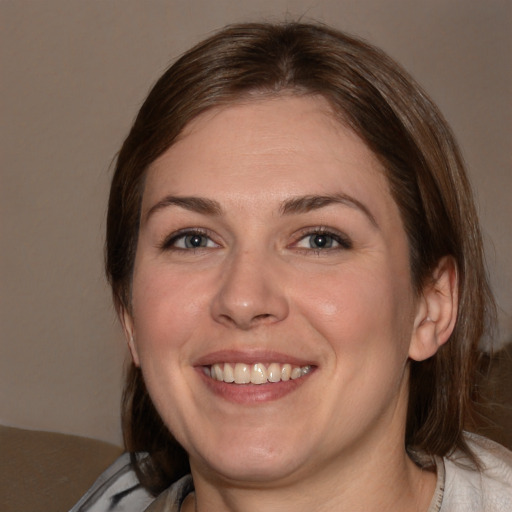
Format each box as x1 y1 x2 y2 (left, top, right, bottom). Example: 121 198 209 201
126 95 423 484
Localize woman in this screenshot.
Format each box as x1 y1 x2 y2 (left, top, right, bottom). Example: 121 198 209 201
72 22 512 511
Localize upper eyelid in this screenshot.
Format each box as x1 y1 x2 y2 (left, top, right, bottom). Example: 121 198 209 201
290 227 353 249
159 228 216 249
157 225 352 249
293 226 350 240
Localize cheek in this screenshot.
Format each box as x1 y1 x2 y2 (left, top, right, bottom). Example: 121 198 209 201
295 263 414 359
130 264 209 360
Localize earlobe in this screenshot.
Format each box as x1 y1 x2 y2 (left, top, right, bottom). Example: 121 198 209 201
120 307 140 367
409 256 458 361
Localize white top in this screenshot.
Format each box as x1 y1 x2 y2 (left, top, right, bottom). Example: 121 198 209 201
70 433 512 511
429 433 512 511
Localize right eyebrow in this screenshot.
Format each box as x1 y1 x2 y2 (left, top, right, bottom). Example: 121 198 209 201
144 196 223 223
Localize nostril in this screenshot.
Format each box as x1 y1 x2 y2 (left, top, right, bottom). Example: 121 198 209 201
218 312 276 330
253 313 273 323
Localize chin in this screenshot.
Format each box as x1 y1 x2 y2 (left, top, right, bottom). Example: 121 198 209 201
203 453 302 484
190 429 308 484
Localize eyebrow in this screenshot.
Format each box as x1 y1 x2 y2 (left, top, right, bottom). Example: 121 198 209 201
145 196 222 222
280 194 378 228
145 193 378 228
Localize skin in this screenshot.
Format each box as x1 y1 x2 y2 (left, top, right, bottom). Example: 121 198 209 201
122 95 457 511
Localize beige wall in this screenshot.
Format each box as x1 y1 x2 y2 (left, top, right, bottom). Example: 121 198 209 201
1 0 510 446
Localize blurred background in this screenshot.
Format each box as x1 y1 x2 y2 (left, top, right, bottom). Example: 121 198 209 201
1 0 511 447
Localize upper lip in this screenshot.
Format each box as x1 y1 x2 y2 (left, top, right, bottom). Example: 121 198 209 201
194 349 316 367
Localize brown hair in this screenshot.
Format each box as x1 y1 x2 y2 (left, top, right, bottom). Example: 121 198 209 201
106 22 495 494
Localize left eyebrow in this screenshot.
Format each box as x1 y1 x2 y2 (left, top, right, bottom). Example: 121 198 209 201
280 194 378 228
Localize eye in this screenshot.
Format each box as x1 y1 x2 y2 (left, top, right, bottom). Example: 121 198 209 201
294 229 352 251
161 229 219 250
304 233 336 249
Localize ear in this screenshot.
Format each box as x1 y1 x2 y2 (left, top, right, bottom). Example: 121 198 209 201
409 256 458 361
120 307 140 367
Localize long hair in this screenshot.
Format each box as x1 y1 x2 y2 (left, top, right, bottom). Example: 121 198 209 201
106 22 495 493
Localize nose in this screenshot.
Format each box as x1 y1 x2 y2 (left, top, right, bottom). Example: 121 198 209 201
211 248 289 330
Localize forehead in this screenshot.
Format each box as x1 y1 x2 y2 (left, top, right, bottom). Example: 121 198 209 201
143 95 395 221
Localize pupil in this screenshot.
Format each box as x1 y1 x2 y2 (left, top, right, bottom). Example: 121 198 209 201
312 234 328 248
187 235 204 247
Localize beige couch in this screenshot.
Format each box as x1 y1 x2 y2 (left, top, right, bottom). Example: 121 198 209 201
0 426 122 512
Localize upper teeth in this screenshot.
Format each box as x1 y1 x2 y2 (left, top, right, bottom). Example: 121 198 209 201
205 362 312 384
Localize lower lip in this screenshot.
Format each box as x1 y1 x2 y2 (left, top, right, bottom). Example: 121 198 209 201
196 368 314 404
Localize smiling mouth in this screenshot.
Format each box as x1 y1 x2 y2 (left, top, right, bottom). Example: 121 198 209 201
202 362 313 384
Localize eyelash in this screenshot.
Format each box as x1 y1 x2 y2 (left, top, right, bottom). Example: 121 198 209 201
292 227 353 253
159 226 352 254
159 228 217 251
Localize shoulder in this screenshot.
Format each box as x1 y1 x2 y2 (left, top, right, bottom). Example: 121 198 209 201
441 433 512 512
68 453 155 512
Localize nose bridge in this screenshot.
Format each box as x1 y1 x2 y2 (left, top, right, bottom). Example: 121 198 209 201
211 243 289 329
